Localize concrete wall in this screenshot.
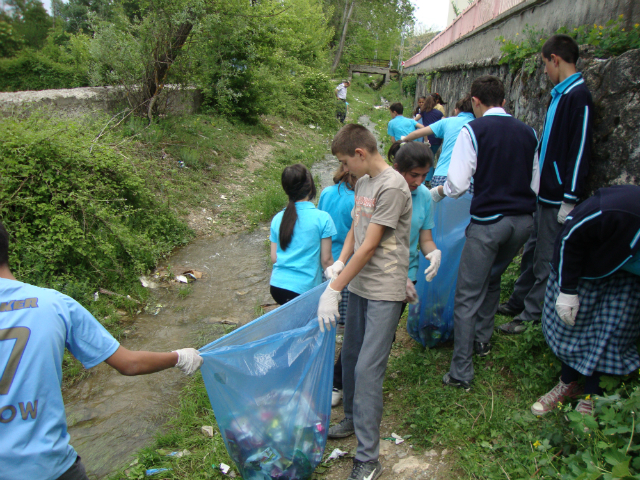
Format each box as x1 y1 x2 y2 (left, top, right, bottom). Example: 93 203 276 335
405 0 639 73
0 85 203 118
415 47 640 193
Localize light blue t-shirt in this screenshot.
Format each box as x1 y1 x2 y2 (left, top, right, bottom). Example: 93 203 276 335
0 279 120 480
430 112 475 177
408 184 435 281
387 115 420 141
622 249 640 276
317 182 355 261
270 201 337 294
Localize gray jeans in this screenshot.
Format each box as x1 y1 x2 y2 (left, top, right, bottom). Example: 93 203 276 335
57 456 89 480
449 215 534 382
342 292 402 462
505 204 563 322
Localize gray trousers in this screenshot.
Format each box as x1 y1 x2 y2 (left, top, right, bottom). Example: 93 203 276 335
450 215 534 382
342 292 402 462
504 204 563 322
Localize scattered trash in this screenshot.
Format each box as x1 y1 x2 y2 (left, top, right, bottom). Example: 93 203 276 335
220 463 231 474
93 292 99 302
145 468 171 476
373 105 387 110
327 448 348 461
139 276 159 289
166 450 190 458
206 217 213 221
98 288 141 304
308 125 316 129
175 275 189 284
221 195 227 200
202 425 215 437
235 290 248 296
182 269 203 279
392 433 405 445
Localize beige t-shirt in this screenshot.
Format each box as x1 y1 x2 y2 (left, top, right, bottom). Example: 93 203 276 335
348 167 412 302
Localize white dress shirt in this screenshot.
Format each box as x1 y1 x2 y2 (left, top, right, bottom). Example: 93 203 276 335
443 107 540 199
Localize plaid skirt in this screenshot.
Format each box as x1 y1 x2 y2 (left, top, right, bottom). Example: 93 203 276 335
542 269 640 376
430 175 474 195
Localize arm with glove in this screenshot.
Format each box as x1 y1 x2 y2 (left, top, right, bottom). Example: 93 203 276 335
419 229 441 282
105 346 203 376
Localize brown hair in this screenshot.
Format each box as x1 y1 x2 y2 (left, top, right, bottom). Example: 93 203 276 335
333 164 356 190
331 124 378 156
455 94 473 114
422 96 437 112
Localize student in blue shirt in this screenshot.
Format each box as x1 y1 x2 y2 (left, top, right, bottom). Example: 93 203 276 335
388 141 441 297
270 164 337 305
317 164 356 408
0 222 202 480
402 95 475 192
387 102 421 142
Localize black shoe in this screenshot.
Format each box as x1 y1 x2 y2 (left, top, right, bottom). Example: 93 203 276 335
474 341 491 357
328 417 355 438
498 319 527 334
497 303 522 317
442 372 471 392
347 459 383 480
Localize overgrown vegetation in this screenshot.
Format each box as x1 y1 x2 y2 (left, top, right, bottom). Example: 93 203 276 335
497 16 640 74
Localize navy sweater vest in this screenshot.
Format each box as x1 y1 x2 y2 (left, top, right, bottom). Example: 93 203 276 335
465 114 538 224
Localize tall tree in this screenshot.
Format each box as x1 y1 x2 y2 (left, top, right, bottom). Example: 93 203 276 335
5 0 52 49
330 0 355 72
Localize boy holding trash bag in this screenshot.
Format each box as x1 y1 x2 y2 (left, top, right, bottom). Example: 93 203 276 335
317 124 412 480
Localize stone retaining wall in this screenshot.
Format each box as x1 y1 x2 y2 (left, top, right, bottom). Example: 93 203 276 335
415 48 640 193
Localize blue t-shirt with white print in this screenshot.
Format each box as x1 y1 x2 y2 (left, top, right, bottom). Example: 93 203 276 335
0 278 120 480
270 202 337 294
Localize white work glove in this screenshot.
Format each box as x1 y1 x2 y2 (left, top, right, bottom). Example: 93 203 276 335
557 202 575 224
173 348 203 375
324 260 345 281
430 186 445 203
400 135 407 142
317 283 341 332
424 249 442 282
555 292 580 326
405 278 419 305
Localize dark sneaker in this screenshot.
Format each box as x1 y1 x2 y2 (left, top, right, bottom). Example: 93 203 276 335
498 319 526 334
442 372 471 392
531 378 583 416
347 459 383 480
474 341 491 357
328 417 355 438
497 303 522 317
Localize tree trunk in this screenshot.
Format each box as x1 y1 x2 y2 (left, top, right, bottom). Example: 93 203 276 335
330 0 355 73
144 20 193 119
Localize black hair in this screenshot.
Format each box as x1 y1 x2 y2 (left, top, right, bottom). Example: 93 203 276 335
389 102 404 115
455 94 473 114
0 222 9 267
471 75 504 107
431 93 447 105
387 141 433 173
331 124 378 156
542 34 580 64
279 164 316 251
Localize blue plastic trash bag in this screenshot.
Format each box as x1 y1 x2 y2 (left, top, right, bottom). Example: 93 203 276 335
407 193 472 347
199 282 335 480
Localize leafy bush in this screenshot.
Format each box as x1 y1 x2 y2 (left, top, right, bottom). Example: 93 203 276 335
0 49 89 91
0 114 192 294
497 17 640 75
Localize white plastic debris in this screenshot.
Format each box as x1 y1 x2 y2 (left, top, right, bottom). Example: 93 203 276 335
327 448 348 461
93 292 99 301
220 195 227 200
220 463 231 474
201 425 214 437
308 125 316 129
166 450 190 458
392 433 405 445
175 275 189 284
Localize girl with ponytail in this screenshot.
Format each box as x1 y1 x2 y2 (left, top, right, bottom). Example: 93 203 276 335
269 164 337 305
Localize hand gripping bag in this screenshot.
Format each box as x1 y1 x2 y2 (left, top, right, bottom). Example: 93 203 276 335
407 193 472 347
199 282 335 479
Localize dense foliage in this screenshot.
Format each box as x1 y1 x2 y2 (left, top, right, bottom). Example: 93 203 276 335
0 114 191 297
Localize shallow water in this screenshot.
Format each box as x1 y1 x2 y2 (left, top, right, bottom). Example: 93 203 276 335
63 231 275 478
